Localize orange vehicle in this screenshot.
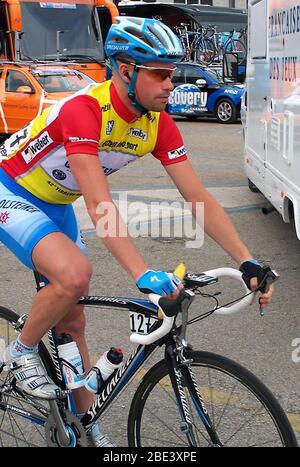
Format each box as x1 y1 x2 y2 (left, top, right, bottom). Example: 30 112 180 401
0 63 95 137
0 0 118 81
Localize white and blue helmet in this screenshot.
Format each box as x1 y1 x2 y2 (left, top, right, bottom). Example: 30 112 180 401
105 16 184 64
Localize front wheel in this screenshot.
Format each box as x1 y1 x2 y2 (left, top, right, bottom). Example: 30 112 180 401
127 350 297 447
216 98 238 123
0 306 55 446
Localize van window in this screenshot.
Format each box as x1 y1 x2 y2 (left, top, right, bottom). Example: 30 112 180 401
6 70 33 92
249 0 267 59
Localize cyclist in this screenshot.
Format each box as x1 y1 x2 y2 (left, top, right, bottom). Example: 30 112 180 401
0 17 273 446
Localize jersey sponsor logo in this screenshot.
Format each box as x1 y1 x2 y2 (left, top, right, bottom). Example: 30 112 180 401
52 169 67 181
101 140 138 152
128 128 148 141
167 145 187 160
68 136 98 143
0 144 8 161
21 131 53 163
0 199 40 213
145 112 156 122
47 180 80 197
102 103 111 112
106 120 115 135
103 166 117 176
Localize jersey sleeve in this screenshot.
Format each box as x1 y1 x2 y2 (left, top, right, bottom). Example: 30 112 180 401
59 95 102 156
152 111 188 166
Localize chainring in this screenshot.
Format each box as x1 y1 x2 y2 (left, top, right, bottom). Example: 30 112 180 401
45 410 89 447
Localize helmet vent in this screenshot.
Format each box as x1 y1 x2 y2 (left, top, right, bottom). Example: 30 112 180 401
134 47 153 57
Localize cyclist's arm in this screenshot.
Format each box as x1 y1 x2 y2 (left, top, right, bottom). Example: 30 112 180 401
165 159 274 307
67 153 148 281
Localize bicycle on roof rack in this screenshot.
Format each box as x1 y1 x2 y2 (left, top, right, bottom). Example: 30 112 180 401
0 263 297 447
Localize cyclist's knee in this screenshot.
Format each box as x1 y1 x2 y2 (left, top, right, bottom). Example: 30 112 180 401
54 261 92 299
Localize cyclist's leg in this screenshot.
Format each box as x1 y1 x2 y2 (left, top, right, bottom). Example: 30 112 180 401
53 206 94 413
19 232 91 346
0 180 91 398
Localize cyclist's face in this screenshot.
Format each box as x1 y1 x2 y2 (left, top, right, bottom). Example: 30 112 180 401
130 61 176 112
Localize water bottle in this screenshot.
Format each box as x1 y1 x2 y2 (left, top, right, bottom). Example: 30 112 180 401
57 333 85 389
84 347 123 394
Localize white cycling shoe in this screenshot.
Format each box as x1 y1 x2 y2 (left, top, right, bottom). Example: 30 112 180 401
3 345 61 400
88 432 117 447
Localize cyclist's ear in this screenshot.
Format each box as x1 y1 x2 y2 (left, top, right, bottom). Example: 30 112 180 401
124 71 131 82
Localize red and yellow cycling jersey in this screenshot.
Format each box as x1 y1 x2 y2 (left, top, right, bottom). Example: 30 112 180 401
0 80 187 204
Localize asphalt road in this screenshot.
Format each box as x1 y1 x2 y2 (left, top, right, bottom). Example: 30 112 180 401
0 119 299 446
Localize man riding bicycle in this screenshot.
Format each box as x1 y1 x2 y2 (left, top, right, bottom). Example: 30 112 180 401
0 17 273 447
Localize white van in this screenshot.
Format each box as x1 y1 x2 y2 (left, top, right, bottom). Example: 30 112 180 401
243 0 300 239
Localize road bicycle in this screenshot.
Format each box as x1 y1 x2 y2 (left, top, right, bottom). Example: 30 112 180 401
0 264 297 447
194 25 246 66
219 29 246 65
173 24 215 65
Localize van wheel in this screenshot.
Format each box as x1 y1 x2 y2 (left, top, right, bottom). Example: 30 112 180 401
216 99 237 123
248 179 260 193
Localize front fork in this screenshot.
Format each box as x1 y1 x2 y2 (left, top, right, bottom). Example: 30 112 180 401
165 343 222 447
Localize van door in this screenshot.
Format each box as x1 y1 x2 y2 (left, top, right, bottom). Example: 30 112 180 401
245 0 268 191
2 69 39 134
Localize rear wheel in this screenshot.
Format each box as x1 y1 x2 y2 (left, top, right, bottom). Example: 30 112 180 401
128 350 297 447
0 306 55 447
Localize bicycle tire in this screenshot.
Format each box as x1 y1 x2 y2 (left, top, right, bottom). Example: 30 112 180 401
127 350 297 447
0 306 56 447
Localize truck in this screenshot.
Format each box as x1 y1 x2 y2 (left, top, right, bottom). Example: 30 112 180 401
243 0 300 239
0 0 118 81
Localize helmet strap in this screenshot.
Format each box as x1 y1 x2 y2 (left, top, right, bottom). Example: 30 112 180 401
127 67 148 115
110 58 148 115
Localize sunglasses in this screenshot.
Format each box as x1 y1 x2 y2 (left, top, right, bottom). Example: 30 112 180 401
130 63 177 81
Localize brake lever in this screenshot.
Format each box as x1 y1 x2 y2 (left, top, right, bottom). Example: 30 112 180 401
258 267 279 316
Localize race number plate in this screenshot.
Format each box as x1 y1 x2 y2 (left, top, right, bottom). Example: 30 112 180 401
129 312 158 335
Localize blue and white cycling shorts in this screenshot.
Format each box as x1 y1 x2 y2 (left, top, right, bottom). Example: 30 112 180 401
0 168 87 270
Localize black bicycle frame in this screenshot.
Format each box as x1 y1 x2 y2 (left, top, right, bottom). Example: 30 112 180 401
33 271 219 443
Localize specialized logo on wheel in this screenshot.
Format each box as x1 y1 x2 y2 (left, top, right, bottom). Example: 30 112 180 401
0 211 10 224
